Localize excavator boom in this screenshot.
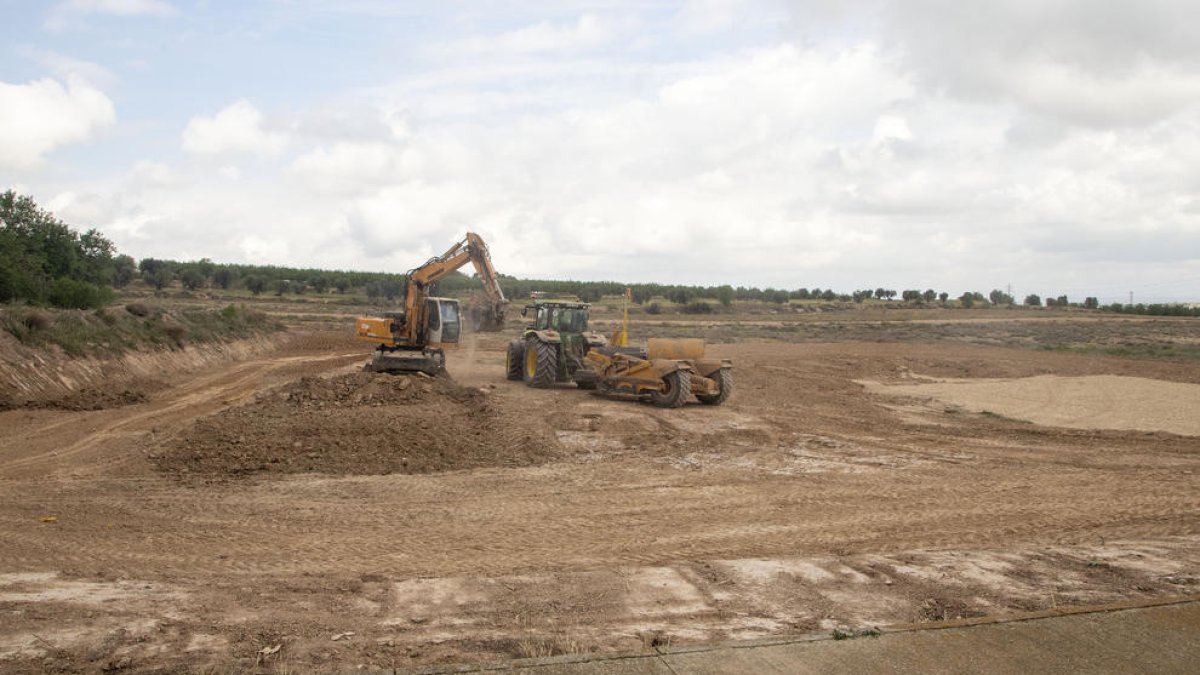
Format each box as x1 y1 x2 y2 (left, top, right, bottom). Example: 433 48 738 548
355 232 508 374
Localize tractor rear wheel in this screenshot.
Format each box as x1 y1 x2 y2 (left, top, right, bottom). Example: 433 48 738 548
523 337 558 388
649 368 691 408
505 341 525 381
696 367 733 405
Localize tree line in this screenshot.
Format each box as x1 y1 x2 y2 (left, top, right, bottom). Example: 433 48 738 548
3 191 1195 317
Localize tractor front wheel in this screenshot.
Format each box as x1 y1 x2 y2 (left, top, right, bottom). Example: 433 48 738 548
649 369 691 408
523 337 558 388
505 341 525 381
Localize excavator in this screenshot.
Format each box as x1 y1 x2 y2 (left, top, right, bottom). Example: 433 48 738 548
355 232 506 375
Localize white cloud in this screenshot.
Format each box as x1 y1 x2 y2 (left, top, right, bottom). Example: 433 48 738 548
287 142 403 195
0 76 116 169
430 14 612 58
17 47 117 89
181 100 287 157
15 2 1200 302
870 0 1200 128
45 0 176 30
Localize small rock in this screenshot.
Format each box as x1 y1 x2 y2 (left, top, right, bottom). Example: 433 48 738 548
409 616 428 624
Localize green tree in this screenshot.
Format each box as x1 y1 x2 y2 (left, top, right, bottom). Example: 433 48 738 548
244 275 267 295
1024 294 1041 306
989 289 1014 305
147 265 174 291
578 287 602 303
112 254 137 287
0 191 118 303
180 268 205 291
47 277 114 309
213 267 238 290
715 285 734 307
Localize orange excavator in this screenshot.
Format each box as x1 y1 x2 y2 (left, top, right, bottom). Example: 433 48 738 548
355 232 506 374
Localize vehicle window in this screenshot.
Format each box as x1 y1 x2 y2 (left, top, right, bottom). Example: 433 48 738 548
441 301 459 324
427 300 440 330
537 306 548 330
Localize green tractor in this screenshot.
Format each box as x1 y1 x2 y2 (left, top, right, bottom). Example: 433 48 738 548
506 301 608 388
505 300 734 408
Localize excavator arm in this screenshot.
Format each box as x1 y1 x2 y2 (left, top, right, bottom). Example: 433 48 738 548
403 232 507 332
358 232 508 354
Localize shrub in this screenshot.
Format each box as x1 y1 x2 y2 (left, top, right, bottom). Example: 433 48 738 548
47 277 114 310
682 301 714 314
23 310 52 331
645 303 662 315
163 323 188 348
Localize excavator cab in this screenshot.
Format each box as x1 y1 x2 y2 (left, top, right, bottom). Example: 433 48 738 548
424 297 461 346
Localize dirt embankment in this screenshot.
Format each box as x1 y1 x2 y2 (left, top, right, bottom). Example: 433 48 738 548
154 371 561 476
0 330 288 411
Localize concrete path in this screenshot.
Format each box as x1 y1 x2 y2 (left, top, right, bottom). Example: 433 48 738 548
415 598 1200 674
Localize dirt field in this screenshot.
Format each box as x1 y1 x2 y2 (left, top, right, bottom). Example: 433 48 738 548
1 312 1199 673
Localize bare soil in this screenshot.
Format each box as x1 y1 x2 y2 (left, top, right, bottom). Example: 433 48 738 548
1 315 1198 673
863 374 1200 436
157 371 557 476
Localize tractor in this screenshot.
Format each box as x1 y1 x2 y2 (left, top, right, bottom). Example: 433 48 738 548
505 300 733 408
506 301 608 388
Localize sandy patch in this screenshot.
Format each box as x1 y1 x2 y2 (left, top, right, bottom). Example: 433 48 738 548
863 374 1200 435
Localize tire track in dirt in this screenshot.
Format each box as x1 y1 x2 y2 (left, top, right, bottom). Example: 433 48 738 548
2 461 1195 579
0 351 363 478
1 336 1199 672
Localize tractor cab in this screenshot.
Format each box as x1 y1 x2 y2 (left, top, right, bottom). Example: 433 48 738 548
524 301 591 333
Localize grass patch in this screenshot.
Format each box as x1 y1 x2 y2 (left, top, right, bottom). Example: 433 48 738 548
1038 343 1200 361
2 303 283 357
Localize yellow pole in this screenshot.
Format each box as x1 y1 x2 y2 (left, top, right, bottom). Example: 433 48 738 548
615 287 630 347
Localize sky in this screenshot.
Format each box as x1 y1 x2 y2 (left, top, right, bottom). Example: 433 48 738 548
1 0 1198 303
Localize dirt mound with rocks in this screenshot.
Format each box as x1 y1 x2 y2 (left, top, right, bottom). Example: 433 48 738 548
36 380 166 411
154 371 559 477
0 379 165 412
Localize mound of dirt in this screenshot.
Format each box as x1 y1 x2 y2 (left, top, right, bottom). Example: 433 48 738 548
154 371 560 477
